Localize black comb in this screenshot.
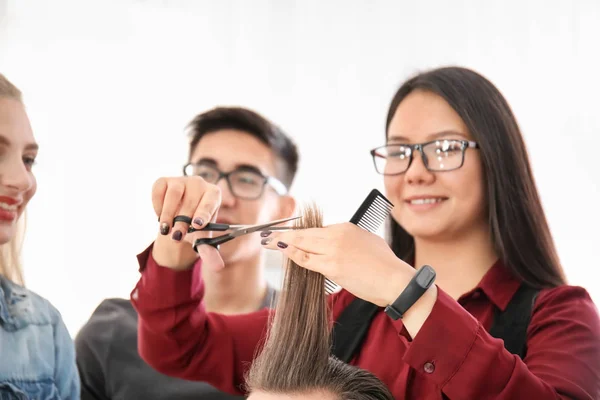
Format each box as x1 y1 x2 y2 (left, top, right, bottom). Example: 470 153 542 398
325 189 394 295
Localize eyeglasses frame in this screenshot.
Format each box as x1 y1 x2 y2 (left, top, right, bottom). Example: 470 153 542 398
183 162 288 200
370 139 480 176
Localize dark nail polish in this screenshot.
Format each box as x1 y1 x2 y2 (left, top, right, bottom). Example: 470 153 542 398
277 241 288 249
260 231 272 238
172 230 183 241
261 238 272 245
193 218 204 226
160 222 169 235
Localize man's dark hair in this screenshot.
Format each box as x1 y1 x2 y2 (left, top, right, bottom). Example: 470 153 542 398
187 106 299 189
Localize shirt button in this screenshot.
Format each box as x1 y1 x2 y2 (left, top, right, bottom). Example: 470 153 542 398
423 362 435 374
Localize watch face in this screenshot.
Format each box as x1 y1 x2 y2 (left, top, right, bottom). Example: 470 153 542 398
416 265 436 287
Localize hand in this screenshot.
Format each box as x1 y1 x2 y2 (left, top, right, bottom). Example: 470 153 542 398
151 176 224 271
261 222 415 307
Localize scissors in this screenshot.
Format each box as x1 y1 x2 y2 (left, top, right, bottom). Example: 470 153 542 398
171 215 299 233
169 216 302 252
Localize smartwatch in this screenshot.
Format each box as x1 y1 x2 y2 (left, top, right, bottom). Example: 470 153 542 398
384 264 436 320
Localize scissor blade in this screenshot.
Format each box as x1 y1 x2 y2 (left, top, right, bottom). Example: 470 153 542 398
260 226 303 231
231 216 302 237
212 225 302 231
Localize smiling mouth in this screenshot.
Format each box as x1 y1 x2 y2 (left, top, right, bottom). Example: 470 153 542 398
0 202 18 212
406 197 447 205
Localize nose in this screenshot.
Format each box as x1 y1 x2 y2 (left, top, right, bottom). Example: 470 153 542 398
0 156 34 193
404 149 435 185
216 177 236 207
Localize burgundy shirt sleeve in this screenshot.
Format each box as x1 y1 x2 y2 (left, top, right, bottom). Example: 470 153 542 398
401 285 600 399
130 243 271 396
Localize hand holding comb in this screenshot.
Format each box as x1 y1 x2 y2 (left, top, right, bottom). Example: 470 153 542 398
324 189 394 294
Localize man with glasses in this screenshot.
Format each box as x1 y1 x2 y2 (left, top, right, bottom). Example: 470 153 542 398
75 107 299 400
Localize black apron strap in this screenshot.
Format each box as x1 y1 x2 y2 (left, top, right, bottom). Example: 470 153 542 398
331 298 380 363
332 283 540 363
489 283 540 359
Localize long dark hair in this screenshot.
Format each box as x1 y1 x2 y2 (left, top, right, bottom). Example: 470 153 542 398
386 66 565 289
246 205 393 399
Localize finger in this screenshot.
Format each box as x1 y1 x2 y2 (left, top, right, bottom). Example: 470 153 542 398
151 178 168 218
171 178 208 242
260 227 326 245
270 242 326 274
196 244 225 272
260 229 329 255
192 184 222 229
158 179 186 236
183 215 219 248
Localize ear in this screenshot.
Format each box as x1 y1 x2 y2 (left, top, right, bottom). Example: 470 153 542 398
274 195 297 220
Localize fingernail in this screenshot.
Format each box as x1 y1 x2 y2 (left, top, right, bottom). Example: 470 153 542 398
193 218 204 226
172 230 182 241
260 231 272 238
277 241 288 249
160 222 169 235
261 238 272 245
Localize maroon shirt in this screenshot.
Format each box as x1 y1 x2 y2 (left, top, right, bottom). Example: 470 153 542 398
131 244 600 399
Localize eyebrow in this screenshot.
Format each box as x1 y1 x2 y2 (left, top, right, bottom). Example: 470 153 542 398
194 158 265 175
0 134 39 151
388 130 469 143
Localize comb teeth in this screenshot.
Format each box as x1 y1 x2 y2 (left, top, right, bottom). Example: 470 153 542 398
325 189 394 295
356 196 393 232
324 279 339 295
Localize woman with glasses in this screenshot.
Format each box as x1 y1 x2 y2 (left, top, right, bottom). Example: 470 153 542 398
132 67 600 399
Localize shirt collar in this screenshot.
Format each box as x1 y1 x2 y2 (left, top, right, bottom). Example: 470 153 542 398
473 259 521 311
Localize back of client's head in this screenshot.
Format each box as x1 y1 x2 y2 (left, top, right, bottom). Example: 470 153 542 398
245 206 393 400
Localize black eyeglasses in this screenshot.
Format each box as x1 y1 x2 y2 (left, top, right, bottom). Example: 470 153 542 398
183 163 287 200
370 139 479 176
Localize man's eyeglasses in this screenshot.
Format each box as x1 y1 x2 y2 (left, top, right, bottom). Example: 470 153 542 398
183 163 288 200
370 139 480 176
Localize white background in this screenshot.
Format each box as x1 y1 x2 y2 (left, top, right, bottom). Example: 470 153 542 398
1 0 598 335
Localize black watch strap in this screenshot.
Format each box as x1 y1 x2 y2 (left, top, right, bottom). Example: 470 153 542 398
384 265 436 320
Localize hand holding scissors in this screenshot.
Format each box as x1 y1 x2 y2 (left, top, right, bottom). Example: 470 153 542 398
151 176 225 271
151 176 301 271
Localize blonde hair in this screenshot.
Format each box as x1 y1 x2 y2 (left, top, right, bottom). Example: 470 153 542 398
0 73 26 284
0 217 25 285
0 73 23 101
246 205 393 399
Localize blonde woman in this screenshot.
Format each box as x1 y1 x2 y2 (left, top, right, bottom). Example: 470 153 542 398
0 73 79 399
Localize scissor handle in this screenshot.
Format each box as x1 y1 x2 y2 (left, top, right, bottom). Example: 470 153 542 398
193 235 233 252
188 223 231 233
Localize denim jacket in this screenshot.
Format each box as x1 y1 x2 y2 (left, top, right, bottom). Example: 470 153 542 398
0 275 80 399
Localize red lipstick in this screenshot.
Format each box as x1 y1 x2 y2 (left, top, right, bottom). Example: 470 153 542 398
0 196 19 205
0 196 20 222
